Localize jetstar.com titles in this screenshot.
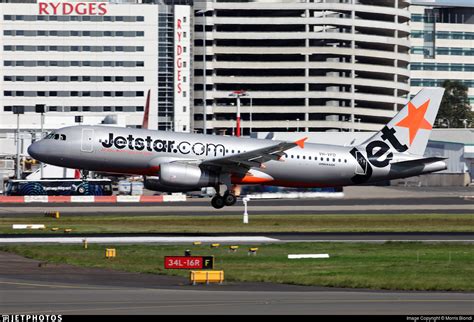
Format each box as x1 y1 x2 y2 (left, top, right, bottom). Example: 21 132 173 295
100 133 226 157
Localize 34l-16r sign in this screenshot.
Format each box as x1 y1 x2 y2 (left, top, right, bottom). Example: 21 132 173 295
164 256 214 270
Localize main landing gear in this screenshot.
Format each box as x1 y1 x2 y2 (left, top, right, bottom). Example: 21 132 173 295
211 191 237 209
210 174 238 209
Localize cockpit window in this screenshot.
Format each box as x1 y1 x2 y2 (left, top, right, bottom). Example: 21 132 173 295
44 132 65 140
45 132 55 139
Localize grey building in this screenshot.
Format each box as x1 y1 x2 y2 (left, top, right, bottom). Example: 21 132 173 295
410 0 474 111
424 129 474 186
193 0 411 135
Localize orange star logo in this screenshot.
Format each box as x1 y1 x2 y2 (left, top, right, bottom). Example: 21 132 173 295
395 99 432 145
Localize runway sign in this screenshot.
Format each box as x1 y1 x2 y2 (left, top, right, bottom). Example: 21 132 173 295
165 256 214 270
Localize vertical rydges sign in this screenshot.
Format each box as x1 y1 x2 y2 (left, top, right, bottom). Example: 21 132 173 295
174 5 191 133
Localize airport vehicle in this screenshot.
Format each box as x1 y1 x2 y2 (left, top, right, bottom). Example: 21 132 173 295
4 179 112 196
28 88 447 208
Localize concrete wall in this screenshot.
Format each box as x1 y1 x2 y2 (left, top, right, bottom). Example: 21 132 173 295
392 173 471 187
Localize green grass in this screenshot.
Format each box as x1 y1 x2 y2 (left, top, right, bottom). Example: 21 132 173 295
1 243 473 291
0 214 473 234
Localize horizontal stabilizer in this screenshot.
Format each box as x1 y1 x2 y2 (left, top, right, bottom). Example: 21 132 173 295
391 156 447 167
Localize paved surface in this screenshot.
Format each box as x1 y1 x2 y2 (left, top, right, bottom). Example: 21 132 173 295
0 232 473 244
0 196 472 216
0 252 473 315
0 186 472 216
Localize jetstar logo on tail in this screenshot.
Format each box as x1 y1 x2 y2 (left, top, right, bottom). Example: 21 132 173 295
395 100 432 145
350 126 408 184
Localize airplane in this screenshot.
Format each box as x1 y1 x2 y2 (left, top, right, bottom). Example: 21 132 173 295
28 88 447 209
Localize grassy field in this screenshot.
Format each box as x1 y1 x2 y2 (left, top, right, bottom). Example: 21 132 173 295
1 242 473 291
1 214 473 234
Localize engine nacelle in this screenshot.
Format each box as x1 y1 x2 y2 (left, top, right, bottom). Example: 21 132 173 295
159 163 219 188
144 176 199 192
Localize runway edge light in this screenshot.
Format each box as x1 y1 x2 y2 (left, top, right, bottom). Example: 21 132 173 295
248 247 258 256
105 248 116 259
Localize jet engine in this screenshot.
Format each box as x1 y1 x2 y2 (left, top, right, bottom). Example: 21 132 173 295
143 176 199 193
159 163 219 187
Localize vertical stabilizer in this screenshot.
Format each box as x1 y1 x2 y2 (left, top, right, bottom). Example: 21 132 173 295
360 88 445 156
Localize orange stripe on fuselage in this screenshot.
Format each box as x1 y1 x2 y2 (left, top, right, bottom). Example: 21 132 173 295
231 175 273 184
231 177 335 188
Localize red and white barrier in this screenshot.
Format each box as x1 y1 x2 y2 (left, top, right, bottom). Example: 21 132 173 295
0 194 186 203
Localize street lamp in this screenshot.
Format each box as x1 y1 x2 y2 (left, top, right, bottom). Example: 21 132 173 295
459 119 468 128
12 106 24 179
296 118 300 132
196 9 212 134
440 118 450 128
35 104 46 179
229 90 248 137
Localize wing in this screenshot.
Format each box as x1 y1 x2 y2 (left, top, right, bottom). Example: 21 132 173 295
200 137 307 174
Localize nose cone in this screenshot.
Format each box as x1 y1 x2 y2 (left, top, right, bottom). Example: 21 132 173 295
28 141 44 161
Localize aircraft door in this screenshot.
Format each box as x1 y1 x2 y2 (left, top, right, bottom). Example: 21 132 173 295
354 151 367 175
81 128 94 153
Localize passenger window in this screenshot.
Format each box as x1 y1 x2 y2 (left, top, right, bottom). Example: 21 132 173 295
54 134 60 140
61 134 66 140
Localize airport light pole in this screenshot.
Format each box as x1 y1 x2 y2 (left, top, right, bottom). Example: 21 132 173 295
229 90 248 137
13 106 24 179
249 96 253 134
35 104 46 179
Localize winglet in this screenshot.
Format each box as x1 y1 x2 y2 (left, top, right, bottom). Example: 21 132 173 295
295 137 307 149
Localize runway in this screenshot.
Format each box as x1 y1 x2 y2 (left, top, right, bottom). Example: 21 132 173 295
0 196 473 216
0 232 473 244
0 252 472 315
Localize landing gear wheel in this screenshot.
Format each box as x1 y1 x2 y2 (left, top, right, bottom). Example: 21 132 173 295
223 192 237 206
211 195 225 209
